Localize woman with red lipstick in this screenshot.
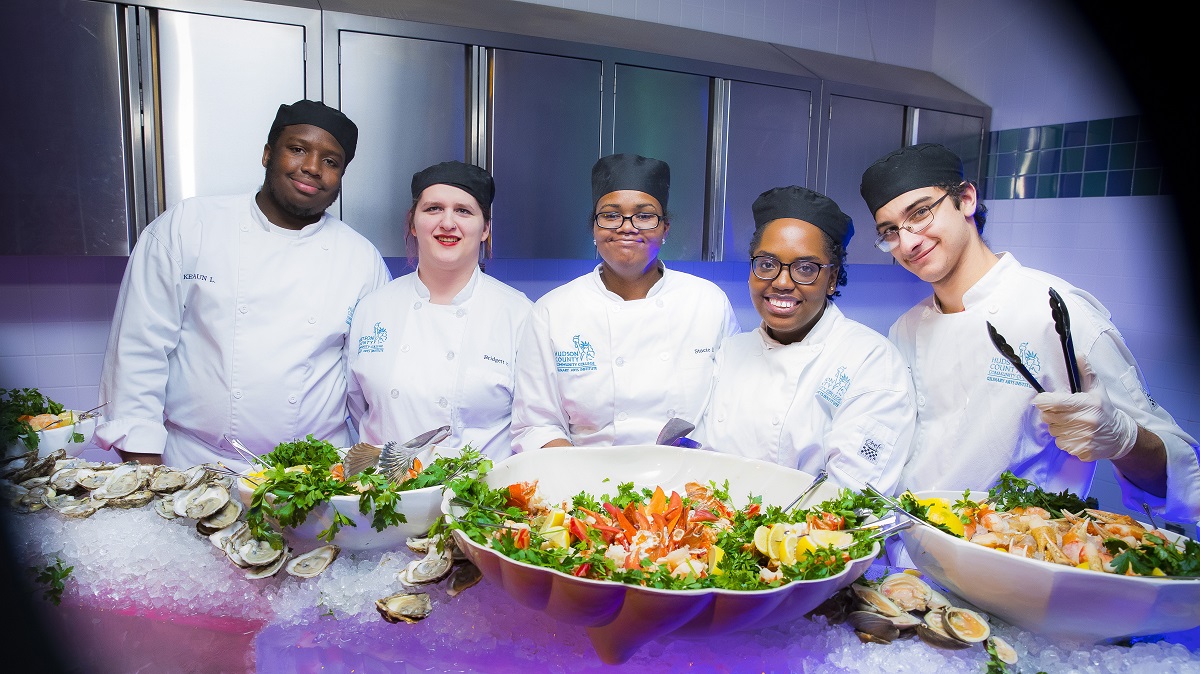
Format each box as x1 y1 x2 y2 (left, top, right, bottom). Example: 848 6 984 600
511 153 739 452
346 161 532 460
693 186 915 494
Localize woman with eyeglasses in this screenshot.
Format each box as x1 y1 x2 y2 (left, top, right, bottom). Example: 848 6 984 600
511 153 739 451
346 161 532 460
692 186 915 494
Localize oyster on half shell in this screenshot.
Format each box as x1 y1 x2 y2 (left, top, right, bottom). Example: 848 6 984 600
286 545 340 578
376 592 433 624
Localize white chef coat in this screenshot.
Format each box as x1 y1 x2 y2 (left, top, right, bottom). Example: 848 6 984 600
346 268 532 460
694 303 915 495
511 264 740 452
891 253 1200 520
95 193 391 471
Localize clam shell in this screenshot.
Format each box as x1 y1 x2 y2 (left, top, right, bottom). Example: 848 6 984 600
850 583 904 617
878 572 933 612
286 544 340 578
846 610 899 642
915 624 972 650
375 592 433 624
988 636 1019 665
943 607 990 643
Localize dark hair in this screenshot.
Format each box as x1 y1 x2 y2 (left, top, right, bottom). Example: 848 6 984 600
749 221 848 300
937 180 988 234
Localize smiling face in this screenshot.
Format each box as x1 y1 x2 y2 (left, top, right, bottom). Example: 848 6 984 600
258 124 346 229
593 190 669 277
409 183 490 273
873 184 978 287
749 218 836 345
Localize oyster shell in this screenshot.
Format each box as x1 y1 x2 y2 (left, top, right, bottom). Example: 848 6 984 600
238 539 283 566
405 536 433 554
43 493 99 518
447 562 483 597
375 592 433 624
286 545 340 578
182 465 208 490
49 467 82 492
11 449 67 483
209 522 246 550
154 495 178 520
92 462 142 499
149 468 188 493
75 468 108 490
184 483 230 519
201 499 242 530
107 489 156 509
398 544 454 585
245 550 289 579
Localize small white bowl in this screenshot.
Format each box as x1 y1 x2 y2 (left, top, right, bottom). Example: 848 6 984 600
234 452 444 552
442 445 877 665
5 413 100 460
901 489 1200 642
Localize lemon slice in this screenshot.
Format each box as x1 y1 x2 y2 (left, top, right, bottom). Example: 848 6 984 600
806 529 853 549
774 533 800 566
924 503 965 537
794 535 816 560
767 523 789 559
541 508 567 532
541 526 571 550
753 525 772 557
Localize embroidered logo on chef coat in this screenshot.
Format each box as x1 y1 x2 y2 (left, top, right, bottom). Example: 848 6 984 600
986 342 1041 388
817 366 851 407
357 321 388 354
346 305 355 327
555 334 597 372
859 437 881 463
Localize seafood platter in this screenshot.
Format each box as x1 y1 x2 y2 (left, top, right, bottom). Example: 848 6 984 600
900 485 1200 642
441 444 889 664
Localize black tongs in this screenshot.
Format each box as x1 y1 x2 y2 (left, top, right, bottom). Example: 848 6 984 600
1048 287 1083 393
986 322 1045 393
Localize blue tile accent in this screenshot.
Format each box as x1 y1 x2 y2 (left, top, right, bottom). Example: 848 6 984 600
986 115 1166 199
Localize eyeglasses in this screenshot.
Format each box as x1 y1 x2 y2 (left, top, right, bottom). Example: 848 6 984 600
873 191 952 252
750 255 835 285
594 212 663 230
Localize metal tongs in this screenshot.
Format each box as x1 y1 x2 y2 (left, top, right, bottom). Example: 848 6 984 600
39 401 109 431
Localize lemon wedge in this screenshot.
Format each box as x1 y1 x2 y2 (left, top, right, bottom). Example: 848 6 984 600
805 529 853 550
924 503 965 537
753 525 772 557
775 533 800 566
541 526 571 550
540 508 567 532
708 545 725 575
768 523 789 556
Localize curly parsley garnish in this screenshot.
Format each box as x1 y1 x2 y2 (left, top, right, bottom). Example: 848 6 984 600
34 557 73 605
1 387 67 451
986 472 1095 519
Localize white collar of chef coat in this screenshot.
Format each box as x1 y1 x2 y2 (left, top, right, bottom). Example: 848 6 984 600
943 251 1019 313
590 261 668 300
249 193 329 239
413 265 481 305
755 300 841 351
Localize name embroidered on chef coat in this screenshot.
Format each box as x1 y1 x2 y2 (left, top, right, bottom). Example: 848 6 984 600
817 366 851 407
182 273 216 283
986 343 1041 388
555 334 597 372
483 354 509 367
357 321 388 354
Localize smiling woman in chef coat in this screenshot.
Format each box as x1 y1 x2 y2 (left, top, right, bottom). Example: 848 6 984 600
511 153 739 451
693 186 915 494
346 161 533 460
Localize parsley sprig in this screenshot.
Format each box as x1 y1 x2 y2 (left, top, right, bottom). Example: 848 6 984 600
1 387 67 451
33 557 73 605
986 472 1095 519
1104 533 1200 577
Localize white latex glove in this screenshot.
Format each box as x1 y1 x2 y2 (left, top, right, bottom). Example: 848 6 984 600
1031 356 1138 462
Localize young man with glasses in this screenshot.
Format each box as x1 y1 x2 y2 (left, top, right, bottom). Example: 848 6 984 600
692 186 915 494
861 143 1199 521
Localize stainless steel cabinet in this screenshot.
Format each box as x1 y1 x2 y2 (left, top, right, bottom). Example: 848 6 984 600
490 50 603 259
337 32 470 256
914 109 986 184
2 0 129 255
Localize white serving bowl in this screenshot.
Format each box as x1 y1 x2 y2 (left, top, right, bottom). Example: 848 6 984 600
234 447 445 552
442 445 877 665
5 413 100 460
901 489 1200 642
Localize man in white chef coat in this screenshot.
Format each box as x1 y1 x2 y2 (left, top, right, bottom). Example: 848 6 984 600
860 143 1200 521
95 100 391 470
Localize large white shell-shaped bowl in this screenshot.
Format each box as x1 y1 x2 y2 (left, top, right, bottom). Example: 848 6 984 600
902 489 1200 642
5 413 100 460
442 445 878 665
235 467 444 552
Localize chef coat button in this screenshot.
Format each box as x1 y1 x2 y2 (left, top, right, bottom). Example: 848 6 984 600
401 344 410 353
438 397 448 408
717 414 725 422
307 316 316 324
413 301 422 310
656 299 664 308
239 305 248 314
322 244 330 251
390 389 399 399
446 351 455 361
659 352 669 361
615 357 625 366
240 225 249 232
232 389 243 399
988 304 999 314
288 395 297 404
917 395 926 407
456 308 466 318
771 417 780 425
617 412 628 421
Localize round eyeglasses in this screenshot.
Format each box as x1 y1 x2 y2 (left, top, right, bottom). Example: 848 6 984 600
750 255 835 285
873 191 953 252
594 212 663 230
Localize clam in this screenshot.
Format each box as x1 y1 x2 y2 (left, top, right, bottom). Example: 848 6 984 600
850 583 904 617
926 588 953 610
987 635 1019 665
943 607 990 643
446 562 483 597
846 610 900 642
245 550 289 579
375 592 433 624
915 623 972 650
286 545 340 578
878 572 933 612
184 483 230 519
